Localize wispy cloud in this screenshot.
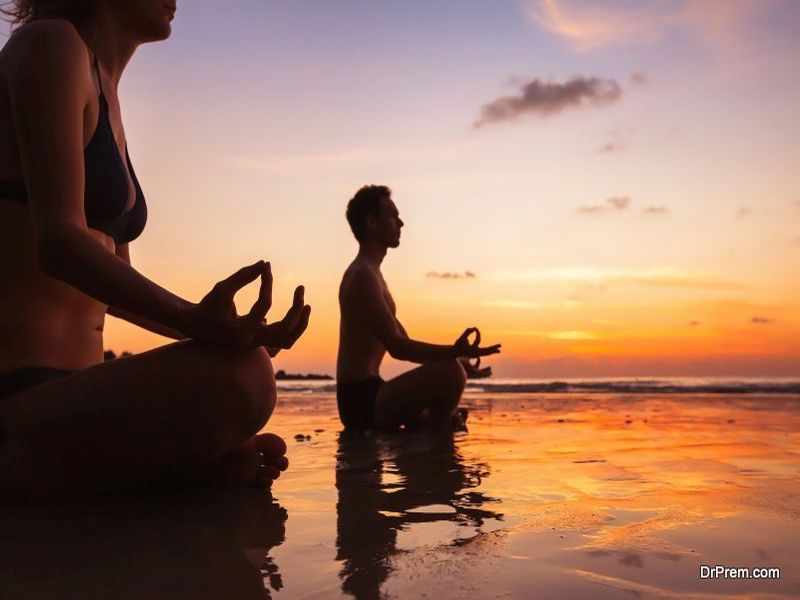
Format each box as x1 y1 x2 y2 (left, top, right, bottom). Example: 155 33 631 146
643 206 669 215
520 0 786 54
494 266 746 291
548 330 600 341
751 316 774 324
426 271 477 280
598 141 623 153
496 329 600 340
475 76 622 127
607 196 630 210
578 196 630 214
481 299 542 310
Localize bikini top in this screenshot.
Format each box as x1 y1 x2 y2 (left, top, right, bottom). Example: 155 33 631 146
0 51 147 244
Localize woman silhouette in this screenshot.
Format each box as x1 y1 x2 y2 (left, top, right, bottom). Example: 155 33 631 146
0 1 310 497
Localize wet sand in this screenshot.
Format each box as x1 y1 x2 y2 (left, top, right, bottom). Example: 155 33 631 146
2 391 799 599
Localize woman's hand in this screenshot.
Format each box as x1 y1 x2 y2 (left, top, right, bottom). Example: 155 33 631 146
453 327 501 358
181 261 310 349
258 284 311 350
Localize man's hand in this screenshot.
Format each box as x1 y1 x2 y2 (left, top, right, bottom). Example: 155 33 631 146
453 327 501 358
460 357 493 379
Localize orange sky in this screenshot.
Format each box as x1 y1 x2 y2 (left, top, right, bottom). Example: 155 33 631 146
43 0 800 377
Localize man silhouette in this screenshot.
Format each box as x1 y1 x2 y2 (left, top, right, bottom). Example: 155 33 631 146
336 185 500 430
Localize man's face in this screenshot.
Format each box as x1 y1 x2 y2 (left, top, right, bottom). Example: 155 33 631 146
371 197 404 248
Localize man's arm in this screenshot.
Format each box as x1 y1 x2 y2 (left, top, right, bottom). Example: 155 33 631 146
395 318 409 338
350 269 459 363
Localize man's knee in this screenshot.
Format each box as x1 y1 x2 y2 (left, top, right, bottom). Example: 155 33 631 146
433 359 466 394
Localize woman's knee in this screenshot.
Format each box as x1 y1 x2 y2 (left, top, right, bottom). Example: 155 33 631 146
186 344 276 440
227 346 276 434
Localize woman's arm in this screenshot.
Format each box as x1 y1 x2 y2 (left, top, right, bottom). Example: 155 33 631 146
10 22 190 334
106 244 187 340
9 23 310 349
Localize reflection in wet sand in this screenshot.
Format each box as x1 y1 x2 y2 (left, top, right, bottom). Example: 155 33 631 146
265 392 800 598
0 488 287 599
2 391 799 598
335 430 504 599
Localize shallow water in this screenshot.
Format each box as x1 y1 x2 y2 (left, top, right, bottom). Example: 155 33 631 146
2 392 799 599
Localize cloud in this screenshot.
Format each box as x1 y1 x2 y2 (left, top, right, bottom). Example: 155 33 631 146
426 271 477 280
548 330 600 341
522 0 672 50
481 299 542 310
578 196 630 214
475 76 622 127
520 0 786 54
607 196 630 210
644 206 669 215
751 316 774 324
598 141 623 153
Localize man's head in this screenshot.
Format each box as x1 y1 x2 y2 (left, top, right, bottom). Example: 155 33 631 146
346 185 403 248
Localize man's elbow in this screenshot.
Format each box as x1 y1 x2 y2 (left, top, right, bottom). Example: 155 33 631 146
385 337 411 361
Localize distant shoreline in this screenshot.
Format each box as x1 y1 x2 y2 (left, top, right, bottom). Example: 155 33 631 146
275 370 333 381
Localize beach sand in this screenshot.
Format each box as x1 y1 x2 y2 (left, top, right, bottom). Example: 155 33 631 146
2 389 799 599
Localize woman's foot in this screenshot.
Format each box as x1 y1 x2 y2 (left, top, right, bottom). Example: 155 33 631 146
203 433 289 488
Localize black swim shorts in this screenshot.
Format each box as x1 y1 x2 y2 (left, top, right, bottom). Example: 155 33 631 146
336 376 384 429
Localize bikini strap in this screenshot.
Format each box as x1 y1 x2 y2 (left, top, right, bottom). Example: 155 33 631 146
89 46 105 99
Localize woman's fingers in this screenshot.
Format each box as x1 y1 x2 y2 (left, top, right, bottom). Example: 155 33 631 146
216 260 265 298
255 303 311 349
289 305 311 345
248 262 273 320
279 286 306 330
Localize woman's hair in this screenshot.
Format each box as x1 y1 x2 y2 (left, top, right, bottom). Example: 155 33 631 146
1 0 95 28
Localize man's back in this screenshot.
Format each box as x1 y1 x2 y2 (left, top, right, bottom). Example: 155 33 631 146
337 259 395 381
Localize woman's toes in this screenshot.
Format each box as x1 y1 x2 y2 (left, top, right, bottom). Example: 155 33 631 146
271 455 289 471
255 433 287 458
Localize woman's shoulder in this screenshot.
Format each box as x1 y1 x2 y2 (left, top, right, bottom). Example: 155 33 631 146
4 19 90 65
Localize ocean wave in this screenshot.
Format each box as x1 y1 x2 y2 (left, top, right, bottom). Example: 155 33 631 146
463 380 800 395
275 378 800 395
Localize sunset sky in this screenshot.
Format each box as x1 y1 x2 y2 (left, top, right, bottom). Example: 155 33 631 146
13 0 800 377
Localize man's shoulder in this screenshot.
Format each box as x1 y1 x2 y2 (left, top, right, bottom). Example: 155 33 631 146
341 262 382 299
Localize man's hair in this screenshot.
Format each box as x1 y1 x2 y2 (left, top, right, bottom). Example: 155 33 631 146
346 185 391 242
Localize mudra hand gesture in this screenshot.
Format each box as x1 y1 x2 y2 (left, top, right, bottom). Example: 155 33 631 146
453 327 501 359
183 260 311 350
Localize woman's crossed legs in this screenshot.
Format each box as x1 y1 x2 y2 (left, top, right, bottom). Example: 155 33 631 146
0 340 286 498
